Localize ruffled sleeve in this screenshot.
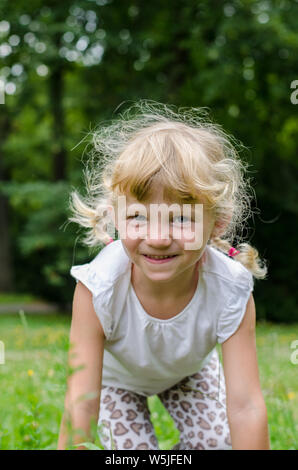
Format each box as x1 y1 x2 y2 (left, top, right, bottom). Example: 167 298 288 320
216 270 254 344
70 263 113 341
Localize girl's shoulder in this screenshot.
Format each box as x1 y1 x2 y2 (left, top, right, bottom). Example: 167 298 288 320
70 241 131 341
203 244 254 290
204 246 255 345
70 240 131 297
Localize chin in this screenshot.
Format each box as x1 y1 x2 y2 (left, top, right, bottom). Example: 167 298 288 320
144 271 175 282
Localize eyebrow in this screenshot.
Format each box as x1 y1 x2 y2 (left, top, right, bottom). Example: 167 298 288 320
126 205 198 215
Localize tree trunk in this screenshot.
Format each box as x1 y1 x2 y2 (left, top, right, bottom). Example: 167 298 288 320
0 112 14 292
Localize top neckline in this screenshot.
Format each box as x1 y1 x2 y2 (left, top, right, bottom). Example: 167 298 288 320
129 262 202 323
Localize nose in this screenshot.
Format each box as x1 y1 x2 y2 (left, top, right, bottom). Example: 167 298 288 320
145 219 173 248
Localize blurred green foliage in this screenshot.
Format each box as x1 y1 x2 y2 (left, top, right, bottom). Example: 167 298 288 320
0 0 297 321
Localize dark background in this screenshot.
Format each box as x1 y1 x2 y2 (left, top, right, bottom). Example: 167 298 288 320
0 0 297 322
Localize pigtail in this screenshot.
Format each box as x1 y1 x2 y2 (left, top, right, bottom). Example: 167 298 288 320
68 189 114 247
209 237 268 280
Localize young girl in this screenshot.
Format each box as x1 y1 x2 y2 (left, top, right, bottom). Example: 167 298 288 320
58 100 270 450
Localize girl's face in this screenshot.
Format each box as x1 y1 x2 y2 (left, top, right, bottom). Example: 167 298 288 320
115 187 216 284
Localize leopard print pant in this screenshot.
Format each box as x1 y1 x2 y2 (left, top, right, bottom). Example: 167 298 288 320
98 348 232 450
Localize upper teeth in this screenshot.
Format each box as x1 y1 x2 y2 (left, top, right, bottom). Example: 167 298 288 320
146 255 174 259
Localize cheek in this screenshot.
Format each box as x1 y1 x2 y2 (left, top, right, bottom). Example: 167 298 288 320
174 223 203 241
121 236 140 254
177 222 208 252
172 223 195 238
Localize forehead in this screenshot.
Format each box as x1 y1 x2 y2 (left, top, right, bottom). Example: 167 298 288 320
125 196 197 212
124 196 205 219
125 184 199 206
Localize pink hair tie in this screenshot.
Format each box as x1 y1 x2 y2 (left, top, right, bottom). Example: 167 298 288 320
228 247 240 257
106 237 114 245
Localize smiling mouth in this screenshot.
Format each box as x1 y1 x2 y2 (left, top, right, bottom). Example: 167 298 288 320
142 254 178 260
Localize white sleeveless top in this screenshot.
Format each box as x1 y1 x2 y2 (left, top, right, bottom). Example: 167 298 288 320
70 240 254 397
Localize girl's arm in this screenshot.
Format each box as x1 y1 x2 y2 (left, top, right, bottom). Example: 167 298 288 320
221 293 271 450
57 281 105 450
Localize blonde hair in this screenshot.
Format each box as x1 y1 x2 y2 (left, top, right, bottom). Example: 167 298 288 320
68 100 268 280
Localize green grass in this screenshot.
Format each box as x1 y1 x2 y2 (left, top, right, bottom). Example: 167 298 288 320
0 293 45 303
0 314 297 450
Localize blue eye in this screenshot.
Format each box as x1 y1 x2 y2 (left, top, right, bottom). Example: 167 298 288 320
173 215 191 224
127 214 192 224
127 214 147 222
